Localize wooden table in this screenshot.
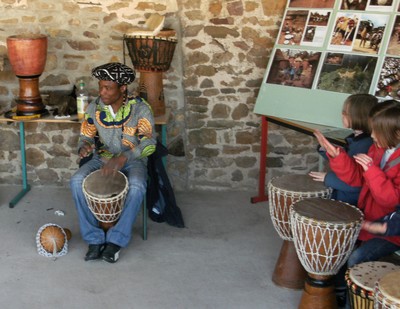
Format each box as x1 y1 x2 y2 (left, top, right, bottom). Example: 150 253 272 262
250 115 350 204
0 108 171 208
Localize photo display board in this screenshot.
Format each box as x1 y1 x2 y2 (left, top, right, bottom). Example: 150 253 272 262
254 0 400 128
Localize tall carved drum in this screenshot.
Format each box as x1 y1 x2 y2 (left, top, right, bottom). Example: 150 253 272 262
124 29 177 117
268 174 332 289
291 198 363 309
6 34 47 115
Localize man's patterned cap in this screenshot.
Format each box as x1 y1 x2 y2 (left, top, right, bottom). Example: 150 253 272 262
92 62 136 85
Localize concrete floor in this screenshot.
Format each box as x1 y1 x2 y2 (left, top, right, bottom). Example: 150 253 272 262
0 185 302 309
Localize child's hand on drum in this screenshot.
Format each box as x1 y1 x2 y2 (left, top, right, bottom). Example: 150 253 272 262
309 171 326 182
313 130 340 158
362 220 387 235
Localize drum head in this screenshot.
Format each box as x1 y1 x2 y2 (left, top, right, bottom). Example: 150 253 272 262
270 174 328 193
378 271 400 303
83 170 127 198
292 198 362 223
349 261 400 292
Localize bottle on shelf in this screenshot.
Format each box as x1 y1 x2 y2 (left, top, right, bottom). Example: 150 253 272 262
76 80 89 120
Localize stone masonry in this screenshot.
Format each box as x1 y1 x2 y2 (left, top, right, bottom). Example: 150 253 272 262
0 0 320 191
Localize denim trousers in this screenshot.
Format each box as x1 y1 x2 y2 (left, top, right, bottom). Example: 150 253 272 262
70 154 147 248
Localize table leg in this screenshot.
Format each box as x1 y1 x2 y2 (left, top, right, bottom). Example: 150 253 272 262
161 123 167 167
9 122 31 208
251 116 268 203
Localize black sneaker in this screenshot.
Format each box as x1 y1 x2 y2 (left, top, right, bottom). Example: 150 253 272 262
84 244 104 261
102 243 121 263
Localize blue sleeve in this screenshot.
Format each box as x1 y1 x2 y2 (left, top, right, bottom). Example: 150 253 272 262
324 171 361 193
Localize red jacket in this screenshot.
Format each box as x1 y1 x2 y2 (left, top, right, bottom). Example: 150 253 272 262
329 144 400 246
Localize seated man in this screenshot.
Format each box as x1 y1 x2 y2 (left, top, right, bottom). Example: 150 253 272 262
70 62 156 263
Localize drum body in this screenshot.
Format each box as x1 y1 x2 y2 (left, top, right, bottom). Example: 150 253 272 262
82 170 128 231
6 34 47 115
36 223 68 258
268 174 331 289
291 198 363 309
374 271 400 309
124 31 177 117
346 262 400 309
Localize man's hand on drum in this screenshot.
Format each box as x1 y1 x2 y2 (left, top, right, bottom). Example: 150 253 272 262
102 155 127 176
309 171 326 182
79 142 95 158
313 130 340 158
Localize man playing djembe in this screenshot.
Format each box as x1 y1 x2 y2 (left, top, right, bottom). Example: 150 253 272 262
70 62 156 263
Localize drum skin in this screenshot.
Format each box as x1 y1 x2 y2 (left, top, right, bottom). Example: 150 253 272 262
375 271 400 309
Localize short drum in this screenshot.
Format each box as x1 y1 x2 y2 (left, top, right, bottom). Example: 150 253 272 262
346 261 400 309
374 271 400 309
268 174 332 241
82 170 128 230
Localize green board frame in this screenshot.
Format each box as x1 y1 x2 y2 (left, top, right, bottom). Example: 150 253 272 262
254 0 400 128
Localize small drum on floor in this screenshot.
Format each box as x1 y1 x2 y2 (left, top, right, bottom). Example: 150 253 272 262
374 270 400 309
82 170 129 231
291 198 363 309
346 261 400 309
268 174 332 289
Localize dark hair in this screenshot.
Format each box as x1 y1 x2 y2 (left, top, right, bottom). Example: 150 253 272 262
369 100 400 148
343 94 378 133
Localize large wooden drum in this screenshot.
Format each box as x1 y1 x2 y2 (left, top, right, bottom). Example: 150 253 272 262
291 198 363 309
82 170 128 231
268 174 332 289
6 34 47 115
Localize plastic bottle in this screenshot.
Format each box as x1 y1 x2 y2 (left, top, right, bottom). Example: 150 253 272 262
76 80 89 120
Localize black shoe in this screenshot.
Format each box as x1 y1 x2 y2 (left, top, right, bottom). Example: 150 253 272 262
84 244 104 261
102 243 121 263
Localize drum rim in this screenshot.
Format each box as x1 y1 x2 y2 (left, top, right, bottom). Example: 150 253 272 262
123 34 177 42
82 169 128 199
376 271 400 303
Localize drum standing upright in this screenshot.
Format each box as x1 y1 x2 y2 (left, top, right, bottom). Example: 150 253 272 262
268 174 332 289
82 170 129 231
346 261 400 309
374 270 400 309
291 198 363 309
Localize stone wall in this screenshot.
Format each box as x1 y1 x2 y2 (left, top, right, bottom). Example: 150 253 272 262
0 0 320 191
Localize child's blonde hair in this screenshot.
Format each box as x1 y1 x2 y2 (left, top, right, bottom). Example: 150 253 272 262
343 94 378 133
369 100 400 148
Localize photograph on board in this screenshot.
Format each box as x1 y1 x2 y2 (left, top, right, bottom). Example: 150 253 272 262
317 52 378 94
386 15 400 56
367 0 395 12
288 0 335 9
340 0 367 11
278 10 308 46
266 49 322 89
329 12 360 51
374 56 400 99
302 10 332 47
352 14 388 54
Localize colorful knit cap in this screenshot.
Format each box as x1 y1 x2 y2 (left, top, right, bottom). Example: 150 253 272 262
92 62 136 85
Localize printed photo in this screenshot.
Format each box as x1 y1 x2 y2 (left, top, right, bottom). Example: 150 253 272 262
367 0 395 12
288 0 335 9
266 49 322 89
386 15 400 56
317 52 378 94
302 10 332 47
352 14 388 54
278 10 308 46
329 13 360 52
340 0 367 11
375 57 400 99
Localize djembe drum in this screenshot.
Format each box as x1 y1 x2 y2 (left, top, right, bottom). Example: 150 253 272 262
346 261 400 309
374 271 400 309
268 174 332 289
6 34 47 115
291 198 363 309
124 29 177 117
82 170 129 231
36 223 68 259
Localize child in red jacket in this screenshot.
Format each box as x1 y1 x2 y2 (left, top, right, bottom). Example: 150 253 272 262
314 100 400 307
